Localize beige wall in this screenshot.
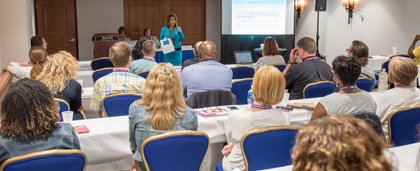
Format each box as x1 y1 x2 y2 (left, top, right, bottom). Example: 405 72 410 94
404 0 420 52
76 0 124 61
0 0 33 69
206 0 221 61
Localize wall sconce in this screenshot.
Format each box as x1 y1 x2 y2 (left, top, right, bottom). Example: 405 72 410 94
295 0 304 24
343 0 357 24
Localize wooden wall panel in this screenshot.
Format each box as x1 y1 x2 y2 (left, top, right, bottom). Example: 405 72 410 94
124 0 206 46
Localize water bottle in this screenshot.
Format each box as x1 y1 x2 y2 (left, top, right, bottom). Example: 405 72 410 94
247 86 254 108
378 69 388 93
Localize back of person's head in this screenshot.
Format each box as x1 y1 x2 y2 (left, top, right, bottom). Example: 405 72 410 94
351 40 369 66
37 51 79 94
138 63 187 130
389 57 418 85
29 46 48 79
296 37 317 54
198 41 217 61
262 36 279 56
253 66 285 106
142 40 156 56
332 56 361 86
30 35 44 47
194 41 204 57
292 115 393 171
109 42 131 67
118 26 127 34
0 78 60 139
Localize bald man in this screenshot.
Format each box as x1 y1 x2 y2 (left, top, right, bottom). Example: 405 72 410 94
181 41 203 70
180 41 233 97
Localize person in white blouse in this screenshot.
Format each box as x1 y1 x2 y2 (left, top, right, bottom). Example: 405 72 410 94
310 56 376 122
376 57 420 140
221 66 290 171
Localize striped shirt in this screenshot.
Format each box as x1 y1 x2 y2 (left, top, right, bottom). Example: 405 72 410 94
90 68 146 115
255 55 286 68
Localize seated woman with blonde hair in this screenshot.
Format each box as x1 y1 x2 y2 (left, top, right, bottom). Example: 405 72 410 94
129 63 198 171
376 57 420 140
222 66 290 171
37 51 86 120
292 115 394 171
0 78 80 165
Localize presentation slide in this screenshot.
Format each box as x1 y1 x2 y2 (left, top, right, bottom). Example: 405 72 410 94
232 0 286 35
222 0 294 35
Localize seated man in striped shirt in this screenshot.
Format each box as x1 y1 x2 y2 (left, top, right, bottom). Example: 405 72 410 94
90 42 146 117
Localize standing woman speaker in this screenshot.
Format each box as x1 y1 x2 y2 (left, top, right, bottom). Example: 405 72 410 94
160 13 185 66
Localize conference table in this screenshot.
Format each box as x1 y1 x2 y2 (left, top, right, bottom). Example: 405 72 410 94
261 142 420 171
77 90 383 170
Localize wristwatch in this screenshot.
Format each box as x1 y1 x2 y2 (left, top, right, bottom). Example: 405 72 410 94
288 61 295 65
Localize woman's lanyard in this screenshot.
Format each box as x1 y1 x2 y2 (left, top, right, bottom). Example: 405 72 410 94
251 104 272 109
396 84 408 87
339 85 358 91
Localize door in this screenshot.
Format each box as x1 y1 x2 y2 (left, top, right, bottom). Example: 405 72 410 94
36 0 78 59
123 0 206 46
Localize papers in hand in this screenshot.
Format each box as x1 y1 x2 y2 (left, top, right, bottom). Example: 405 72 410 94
160 39 175 54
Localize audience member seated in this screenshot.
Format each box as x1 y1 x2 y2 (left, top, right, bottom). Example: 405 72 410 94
7 35 48 79
310 56 376 122
408 34 420 64
292 115 393 171
118 26 130 41
90 42 145 117
37 51 86 120
221 66 290 171
129 40 158 75
0 78 80 165
181 41 203 70
347 40 375 91
255 36 285 70
376 57 420 140
129 63 198 171
132 28 160 60
181 41 232 97
282 37 333 99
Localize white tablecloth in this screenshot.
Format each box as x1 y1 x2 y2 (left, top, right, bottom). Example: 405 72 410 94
261 142 420 171
368 55 390 72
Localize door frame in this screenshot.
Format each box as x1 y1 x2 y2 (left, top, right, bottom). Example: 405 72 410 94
34 0 80 60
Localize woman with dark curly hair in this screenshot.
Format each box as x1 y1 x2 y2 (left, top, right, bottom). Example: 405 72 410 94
310 56 376 121
0 78 80 165
347 40 375 91
292 115 394 171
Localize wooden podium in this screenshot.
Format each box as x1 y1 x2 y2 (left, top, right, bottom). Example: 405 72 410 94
93 33 119 59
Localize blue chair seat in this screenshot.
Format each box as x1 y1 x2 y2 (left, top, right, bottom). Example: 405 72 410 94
231 66 255 79
216 162 224 171
91 57 114 70
231 78 253 105
137 70 150 79
55 98 70 122
102 93 142 117
388 105 420 146
303 81 335 99
273 64 287 72
356 77 374 92
141 131 209 171
92 68 114 83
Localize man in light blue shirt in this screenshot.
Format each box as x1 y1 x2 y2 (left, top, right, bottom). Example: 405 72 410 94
181 41 233 97
129 40 158 75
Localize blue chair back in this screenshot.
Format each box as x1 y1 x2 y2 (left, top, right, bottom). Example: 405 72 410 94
141 131 209 171
242 126 300 171
232 78 253 105
92 68 114 83
231 66 255 79
303 81 335 99
388 105 420 146
137 70 150 79
91 57 114 70
389 54 410 59
381 59 391 73
273 64 287 72
0 150 87 171
102 93 142 117
55 98 69 122
356 77 373 92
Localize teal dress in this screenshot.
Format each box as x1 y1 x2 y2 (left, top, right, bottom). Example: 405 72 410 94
160 27 185 66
